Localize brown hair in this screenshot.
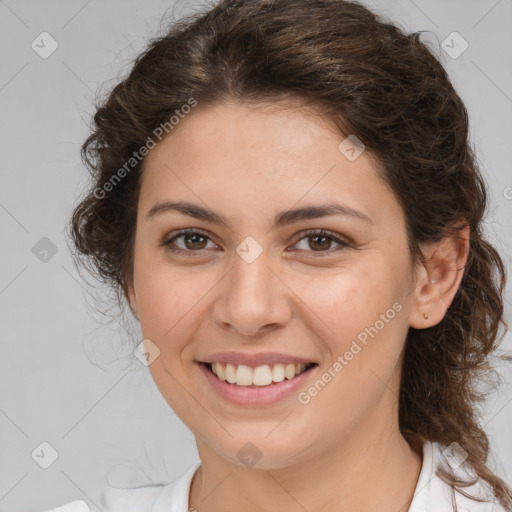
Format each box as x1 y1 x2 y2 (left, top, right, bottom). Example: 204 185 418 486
69 0 511 508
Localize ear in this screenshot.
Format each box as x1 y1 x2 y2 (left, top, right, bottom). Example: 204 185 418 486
409 224 470 329
123 277 139 320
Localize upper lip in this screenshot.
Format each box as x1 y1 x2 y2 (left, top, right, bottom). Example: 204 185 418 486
198 351 318 367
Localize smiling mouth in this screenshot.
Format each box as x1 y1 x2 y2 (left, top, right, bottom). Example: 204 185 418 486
201 361 318 387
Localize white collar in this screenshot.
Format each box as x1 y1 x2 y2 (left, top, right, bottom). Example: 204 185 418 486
151 461 200 512
149 440 503 511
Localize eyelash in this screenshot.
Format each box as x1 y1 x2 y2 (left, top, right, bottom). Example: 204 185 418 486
162 228 351 257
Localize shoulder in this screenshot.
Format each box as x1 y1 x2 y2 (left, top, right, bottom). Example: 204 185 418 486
43 462 200 512
415 439 508 512
42 487 163 512
44 501 91 512
98 484 166 511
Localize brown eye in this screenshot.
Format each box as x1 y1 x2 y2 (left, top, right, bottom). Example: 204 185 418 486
182 233 208 250
307 234 333 251
292 229 350 256
163 229 216 253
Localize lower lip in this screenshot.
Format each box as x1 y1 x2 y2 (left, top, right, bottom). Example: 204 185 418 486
197 362 318 406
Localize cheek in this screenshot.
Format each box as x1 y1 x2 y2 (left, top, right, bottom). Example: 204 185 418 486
291 259 402 343
290 259 408 396
133 260 208 340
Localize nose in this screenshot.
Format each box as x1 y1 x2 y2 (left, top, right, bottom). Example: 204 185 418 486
212 250 292 337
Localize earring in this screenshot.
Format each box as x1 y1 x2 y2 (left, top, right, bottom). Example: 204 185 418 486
423 312 429 319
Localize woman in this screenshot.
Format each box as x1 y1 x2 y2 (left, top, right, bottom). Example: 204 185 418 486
55 0 511 510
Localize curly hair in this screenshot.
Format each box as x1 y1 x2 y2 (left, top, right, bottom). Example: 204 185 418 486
69 0 511 508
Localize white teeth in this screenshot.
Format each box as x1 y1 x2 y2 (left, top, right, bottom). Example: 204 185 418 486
225 363 237 384
209 362 312 386
271 364 285 383
285 363 296 380
253 365 273 386
235 364 253 386
216 363 226 381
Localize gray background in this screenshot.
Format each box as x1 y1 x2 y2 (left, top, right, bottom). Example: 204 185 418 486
0 1 511 511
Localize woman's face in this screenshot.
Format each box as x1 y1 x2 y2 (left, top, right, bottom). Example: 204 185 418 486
127 100 422 469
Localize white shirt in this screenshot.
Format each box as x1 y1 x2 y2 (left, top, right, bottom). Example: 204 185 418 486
46 440 506 512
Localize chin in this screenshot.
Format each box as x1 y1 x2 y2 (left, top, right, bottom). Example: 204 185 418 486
208 434 313 471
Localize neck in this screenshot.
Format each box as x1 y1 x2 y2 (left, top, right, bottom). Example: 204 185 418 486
189 424 423 512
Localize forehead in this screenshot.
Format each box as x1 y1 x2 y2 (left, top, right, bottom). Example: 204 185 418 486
138 100 403 230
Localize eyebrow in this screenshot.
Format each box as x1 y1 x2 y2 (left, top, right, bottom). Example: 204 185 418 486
145 200 374 227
